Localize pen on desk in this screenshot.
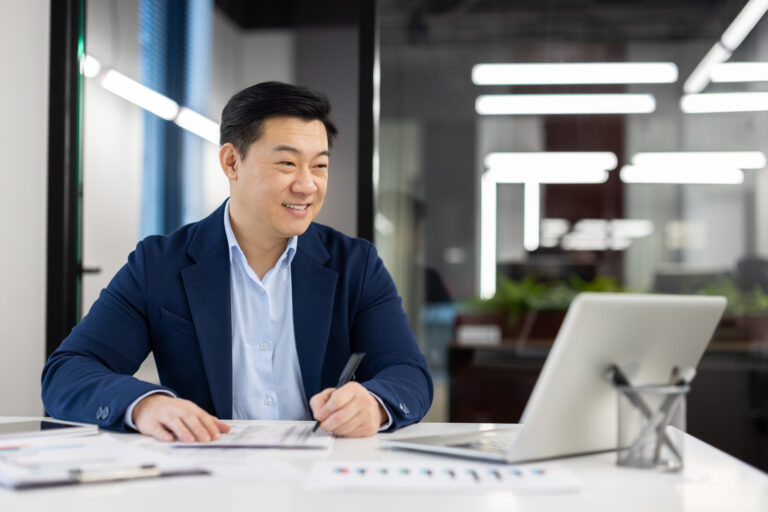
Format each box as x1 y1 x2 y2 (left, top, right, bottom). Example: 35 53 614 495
312 352 366 433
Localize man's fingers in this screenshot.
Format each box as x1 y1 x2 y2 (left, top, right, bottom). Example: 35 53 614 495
310 388 336 419
210 417 230 436
321 384 356 414
163 416 196 443
324 408 364 436
197 414 221 441
180 413 212 442
319 399 359 433
334 415 368 438
148 422 174 442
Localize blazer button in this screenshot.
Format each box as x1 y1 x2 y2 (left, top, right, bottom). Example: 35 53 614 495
96 406 110 421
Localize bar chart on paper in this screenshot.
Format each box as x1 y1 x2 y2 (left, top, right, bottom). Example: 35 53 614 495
304 461 582 493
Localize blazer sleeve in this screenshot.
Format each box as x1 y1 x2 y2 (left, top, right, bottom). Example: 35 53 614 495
41 241 175 430
353 244 434 431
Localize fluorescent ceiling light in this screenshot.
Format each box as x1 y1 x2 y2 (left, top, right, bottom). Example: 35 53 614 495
720 0 768 50
480 173 498 299
620 165 745 184
476 94 656 115
683 44 731 94
175 107 220 144
101 69 179 121
93 61 220 144
484 152 616 183
683 0 768 93
632 151 766 169
472 62 678 85
710 62 768 82
680 92 768 113
81 54 101 78
479 152 617 297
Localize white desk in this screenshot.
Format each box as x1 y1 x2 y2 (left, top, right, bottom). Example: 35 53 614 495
1 419 767 512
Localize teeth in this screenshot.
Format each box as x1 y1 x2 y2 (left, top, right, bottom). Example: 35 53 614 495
283 203 308 210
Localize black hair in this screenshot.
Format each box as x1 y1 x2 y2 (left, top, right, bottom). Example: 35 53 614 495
219 81 338 158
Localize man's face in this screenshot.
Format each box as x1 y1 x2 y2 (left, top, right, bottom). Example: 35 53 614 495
225 116 329 242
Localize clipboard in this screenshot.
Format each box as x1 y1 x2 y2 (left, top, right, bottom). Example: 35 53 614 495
0 434 209 491
5 464 210 490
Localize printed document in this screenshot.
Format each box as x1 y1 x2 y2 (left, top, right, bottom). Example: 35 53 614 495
171 423 333 449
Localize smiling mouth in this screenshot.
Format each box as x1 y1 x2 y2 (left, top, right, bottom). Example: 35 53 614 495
282 203 309 211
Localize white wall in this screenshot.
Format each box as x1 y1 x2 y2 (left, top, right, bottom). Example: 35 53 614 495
0 0 49 415
296 27 359 237
81 0 144 316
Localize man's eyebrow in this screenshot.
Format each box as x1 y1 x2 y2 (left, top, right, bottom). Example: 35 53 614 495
272 145 330 158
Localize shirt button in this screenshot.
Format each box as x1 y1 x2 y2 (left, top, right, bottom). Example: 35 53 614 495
260 342 269 351
264 396 273 405
258 288 266 295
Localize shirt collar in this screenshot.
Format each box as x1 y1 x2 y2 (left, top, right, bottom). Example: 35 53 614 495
223 199 298 268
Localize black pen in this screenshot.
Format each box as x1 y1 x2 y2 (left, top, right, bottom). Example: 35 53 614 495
312 352 366 433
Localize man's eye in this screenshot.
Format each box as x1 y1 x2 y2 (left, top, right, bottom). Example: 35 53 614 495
314 163 328 169
278 161 295 166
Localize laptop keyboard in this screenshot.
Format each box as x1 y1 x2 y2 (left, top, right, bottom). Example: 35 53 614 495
448 431 519 453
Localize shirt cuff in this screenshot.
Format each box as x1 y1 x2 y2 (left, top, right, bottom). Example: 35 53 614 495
368 392 393 431
124 390 177 431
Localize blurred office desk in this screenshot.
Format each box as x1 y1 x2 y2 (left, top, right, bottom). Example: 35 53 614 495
1 419 767 512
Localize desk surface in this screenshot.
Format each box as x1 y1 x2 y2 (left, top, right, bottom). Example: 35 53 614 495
1 419 767 512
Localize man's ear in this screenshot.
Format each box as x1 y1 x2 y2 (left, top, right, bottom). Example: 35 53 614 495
219 143 239 181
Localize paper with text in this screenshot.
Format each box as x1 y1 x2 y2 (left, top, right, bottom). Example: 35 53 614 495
304 461 583 493
171 423 333 450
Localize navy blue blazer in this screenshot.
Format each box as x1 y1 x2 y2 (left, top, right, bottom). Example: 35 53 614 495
41 202 433 431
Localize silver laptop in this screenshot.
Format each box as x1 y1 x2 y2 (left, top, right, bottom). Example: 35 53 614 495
384 293 726 463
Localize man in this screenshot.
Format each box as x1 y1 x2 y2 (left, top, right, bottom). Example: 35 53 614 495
42 81 433 441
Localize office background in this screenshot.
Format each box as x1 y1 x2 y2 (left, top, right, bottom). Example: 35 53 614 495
3 0 768 469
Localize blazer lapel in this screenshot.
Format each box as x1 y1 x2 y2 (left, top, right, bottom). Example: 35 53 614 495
181 203 233 418
292 226 338 401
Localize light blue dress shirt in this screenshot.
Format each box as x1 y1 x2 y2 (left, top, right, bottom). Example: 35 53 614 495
224 202 310 420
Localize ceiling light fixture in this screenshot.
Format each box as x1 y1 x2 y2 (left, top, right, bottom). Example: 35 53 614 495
101 69 179 121
174 107 220 144
620 166 745 185
85 54 221 144
472 62 678 85
710 62 768 82
81 54 102 78
476 94 656 115
680 91 768 113
683 0 768 93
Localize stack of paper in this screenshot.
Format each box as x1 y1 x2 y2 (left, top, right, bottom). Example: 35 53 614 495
0 434 207 490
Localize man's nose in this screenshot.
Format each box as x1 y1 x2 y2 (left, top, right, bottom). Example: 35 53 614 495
292 167 318 194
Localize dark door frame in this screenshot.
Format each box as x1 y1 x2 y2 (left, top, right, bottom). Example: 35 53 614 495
46 0 84 357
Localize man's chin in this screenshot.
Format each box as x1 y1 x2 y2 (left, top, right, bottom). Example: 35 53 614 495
280 222 312 238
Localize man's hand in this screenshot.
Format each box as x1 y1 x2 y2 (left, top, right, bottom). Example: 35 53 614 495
309 382 386 437
132 394 230 442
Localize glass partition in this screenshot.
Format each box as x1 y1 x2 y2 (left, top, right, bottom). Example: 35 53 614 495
375 0 768 427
